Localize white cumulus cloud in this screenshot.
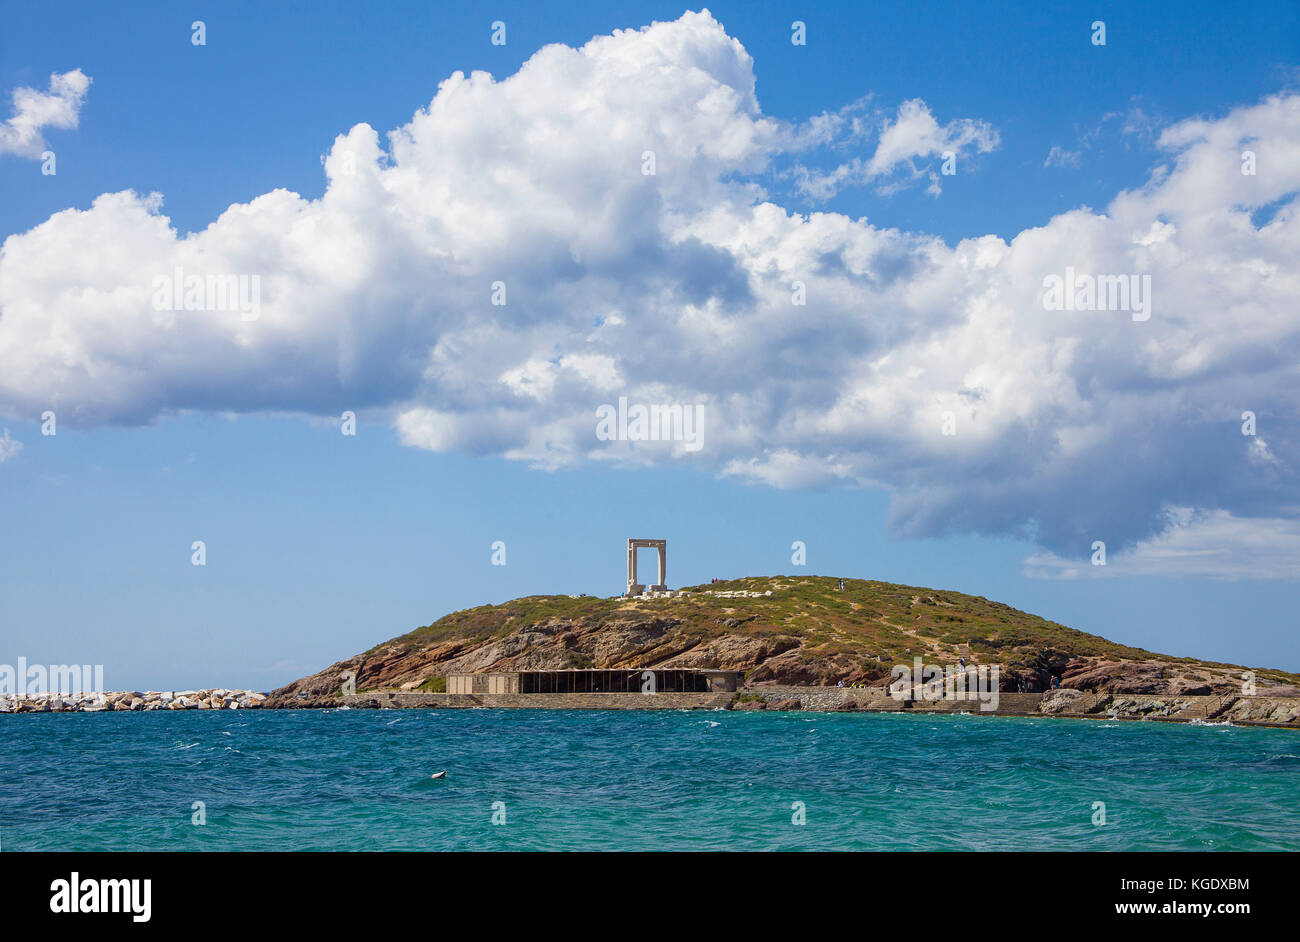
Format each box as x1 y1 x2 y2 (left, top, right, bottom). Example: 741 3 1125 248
0 11 1296 571
1024 509 1300 580
794 98 999 199
0 69 91 158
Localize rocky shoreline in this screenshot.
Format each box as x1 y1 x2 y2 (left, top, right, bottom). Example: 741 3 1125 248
0 689 267 713
4 686 1298 729
731 686 1300 728
323 686 1300 728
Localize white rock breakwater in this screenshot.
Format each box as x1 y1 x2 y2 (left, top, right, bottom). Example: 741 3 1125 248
0 689 267 713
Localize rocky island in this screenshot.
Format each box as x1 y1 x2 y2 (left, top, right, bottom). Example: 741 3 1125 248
262 576 1300 727
7 577 1296 726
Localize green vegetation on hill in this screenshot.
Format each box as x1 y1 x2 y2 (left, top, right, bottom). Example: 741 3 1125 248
378 575 1188 675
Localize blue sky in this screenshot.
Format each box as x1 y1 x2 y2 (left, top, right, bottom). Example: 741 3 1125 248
1 1 1298 689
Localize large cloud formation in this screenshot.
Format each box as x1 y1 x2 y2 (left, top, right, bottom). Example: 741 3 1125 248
1 11 1297 570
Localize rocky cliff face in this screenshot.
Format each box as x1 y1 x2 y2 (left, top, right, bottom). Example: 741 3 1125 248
265 576 1300 708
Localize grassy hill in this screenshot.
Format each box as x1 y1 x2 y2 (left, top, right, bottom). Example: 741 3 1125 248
267 575 1300 706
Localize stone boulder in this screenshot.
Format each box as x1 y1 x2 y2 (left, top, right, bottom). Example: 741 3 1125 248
1039 689 1090 714
1228 697 1300 725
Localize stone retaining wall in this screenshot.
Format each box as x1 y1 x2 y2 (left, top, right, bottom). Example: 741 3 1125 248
738 686 1025 713
343 691 733 710
738 685 850 710
979 692 1046 714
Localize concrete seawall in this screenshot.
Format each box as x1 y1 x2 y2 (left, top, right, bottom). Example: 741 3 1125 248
339 686 1300 728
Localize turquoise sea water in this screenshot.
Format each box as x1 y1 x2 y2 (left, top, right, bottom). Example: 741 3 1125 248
1 708 1298 851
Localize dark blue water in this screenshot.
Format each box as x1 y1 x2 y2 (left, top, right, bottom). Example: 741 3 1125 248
2 708 1297 850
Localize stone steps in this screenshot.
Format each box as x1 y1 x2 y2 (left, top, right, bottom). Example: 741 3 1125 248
1170 696 1239 721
